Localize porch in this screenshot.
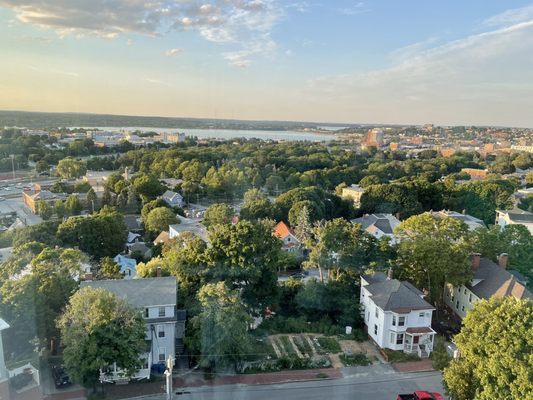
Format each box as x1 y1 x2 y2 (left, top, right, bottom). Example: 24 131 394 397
403 327 436 358
99 353 151 384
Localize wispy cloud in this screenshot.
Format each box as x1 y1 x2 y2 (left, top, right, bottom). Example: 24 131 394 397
0 0 284 67
305 18 533 126
26 64 79 77
483 3 533 27
339 2 370 16
164 48 184 57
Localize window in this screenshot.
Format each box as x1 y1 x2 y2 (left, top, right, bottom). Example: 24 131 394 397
419 312 425 318
158 307 165 317
398 316 406 326
375 307 379 318
144 308 149 318
374 324 378 335
451 295 455 302
461 306 465 312
469 293 473 302
463 288 467 295
390 332 395 343
456 300 459 309
392 315 397 326
158 348 166 362
157 325 165 338
367 312 370 321
396 333 404 345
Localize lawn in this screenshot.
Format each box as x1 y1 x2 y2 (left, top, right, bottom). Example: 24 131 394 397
316 336 341 353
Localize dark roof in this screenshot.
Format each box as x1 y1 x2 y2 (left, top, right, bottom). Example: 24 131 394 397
80 277 177 308
362 271 387 285
406 327 434 334
124 215 142 231
352 214 398 235
498 208 533 222
469 259 532 300
373 219 394 234
365 278 434 313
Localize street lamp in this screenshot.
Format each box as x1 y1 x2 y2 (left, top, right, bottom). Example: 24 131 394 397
164 355 174 400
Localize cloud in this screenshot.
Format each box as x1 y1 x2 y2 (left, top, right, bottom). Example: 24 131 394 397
305 18 533 126
483 3 533 27
339 2 370 16
0 0 283 66
26 64 79 77
165 48 184 57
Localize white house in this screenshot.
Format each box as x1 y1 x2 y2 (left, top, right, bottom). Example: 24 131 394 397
360 271 436 358
444 253 532 320
351 214 400 244
495 208 533 234
169 218 208 242
80 277 186 383
113 254 137 279
272 221 301 253
161 190 184 208
430 210 485 231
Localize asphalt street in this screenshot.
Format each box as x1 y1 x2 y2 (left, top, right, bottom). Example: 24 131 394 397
139 369 445 400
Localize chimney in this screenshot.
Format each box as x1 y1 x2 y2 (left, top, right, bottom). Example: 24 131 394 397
156 266 162 277
387 268 394 280
497 253 508 269
395 212 400 220
85 272 93 281
471 253 481 270
462 209 466 215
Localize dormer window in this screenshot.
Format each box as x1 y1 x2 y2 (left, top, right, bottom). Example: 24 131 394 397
158 307 165 317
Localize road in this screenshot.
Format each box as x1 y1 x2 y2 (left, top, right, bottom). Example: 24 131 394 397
138 369 445 400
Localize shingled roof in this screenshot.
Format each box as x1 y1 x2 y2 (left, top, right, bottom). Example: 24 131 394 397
364 277 434 313
469 258 532 300
81 276 177 308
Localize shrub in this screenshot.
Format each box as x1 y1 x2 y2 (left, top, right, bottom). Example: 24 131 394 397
340 353 371 367
382 349 420 363
317 337 341 353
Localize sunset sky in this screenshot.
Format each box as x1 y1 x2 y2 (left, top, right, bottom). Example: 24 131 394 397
1 1 533 127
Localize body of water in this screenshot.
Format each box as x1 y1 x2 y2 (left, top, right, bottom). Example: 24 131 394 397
82 126 337 142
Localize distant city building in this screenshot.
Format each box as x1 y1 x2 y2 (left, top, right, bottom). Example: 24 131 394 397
511 145 533 153
157 132 186 144
365 128 384 148
22 190 67 213
496 208 533 234
389 142 400 151
341 184 365 207
461 168 489 180
440 148 456 158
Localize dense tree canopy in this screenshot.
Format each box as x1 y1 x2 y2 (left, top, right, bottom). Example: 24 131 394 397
443 297 533 400
58 287 147 389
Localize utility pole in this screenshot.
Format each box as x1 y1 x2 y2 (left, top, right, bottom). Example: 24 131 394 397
164 355 174 400
10 155 15 180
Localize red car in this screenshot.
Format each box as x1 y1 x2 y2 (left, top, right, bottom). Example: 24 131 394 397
397 391 445 400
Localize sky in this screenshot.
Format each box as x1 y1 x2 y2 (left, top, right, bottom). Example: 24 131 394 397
1 0 533 127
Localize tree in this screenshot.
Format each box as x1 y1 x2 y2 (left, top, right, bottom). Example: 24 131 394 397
126 185 139 212
0 247 87 354
187 282 252 372
145 207 178 234
512 152 533 170
57 207 128 259
57 157 87 179
55 200 66 220
136 257 169 278
239 188 279 221
102 186 113 206
36 200 52 220
395 213 472 307
293 204 313 246
98 257 122 279
526 172 533 187
443 297 533 400
133 173 164 202
12 221 60 248
35 159 49 173
86 188 97 213
58 287 147 389
206 220 281 310
431 336 452 371
141 198 170 223
65 195 82 216
203 203 234 228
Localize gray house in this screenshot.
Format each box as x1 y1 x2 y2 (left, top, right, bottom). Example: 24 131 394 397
161 190 184 208
80 276 186 382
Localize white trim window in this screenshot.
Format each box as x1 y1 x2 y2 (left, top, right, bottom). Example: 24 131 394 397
157 324 165 338
158 307 166 317
398 316 406 326
158 347 166 362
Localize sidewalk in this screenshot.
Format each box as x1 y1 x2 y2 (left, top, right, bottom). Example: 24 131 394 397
391 359 434 373
104 368 342 399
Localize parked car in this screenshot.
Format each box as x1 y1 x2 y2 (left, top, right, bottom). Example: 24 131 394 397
51 365 71 388
397 391 444 400
0 197 5 201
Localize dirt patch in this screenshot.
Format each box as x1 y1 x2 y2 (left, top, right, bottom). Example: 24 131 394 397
392 359 434 373
339 340 384 364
